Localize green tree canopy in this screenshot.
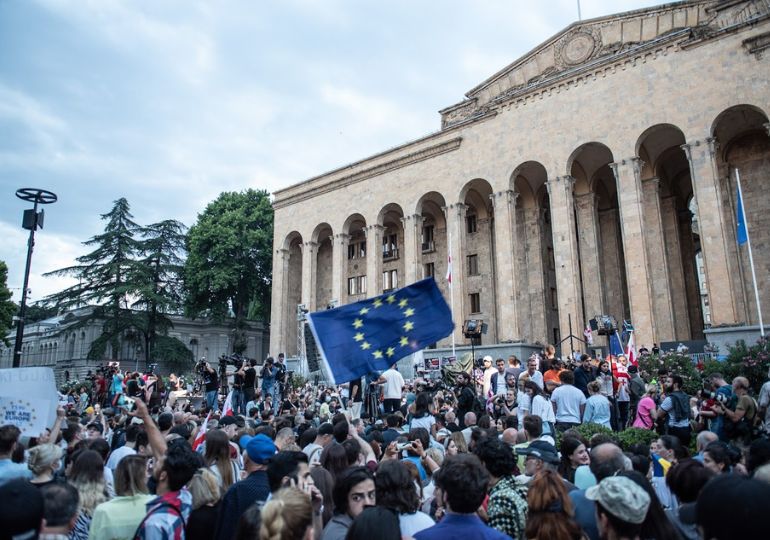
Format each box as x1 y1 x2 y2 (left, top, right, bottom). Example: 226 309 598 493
184 189 273 353
0 261 16 346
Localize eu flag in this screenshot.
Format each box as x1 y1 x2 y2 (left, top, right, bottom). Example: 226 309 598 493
306 278 454 383
736 182 748 246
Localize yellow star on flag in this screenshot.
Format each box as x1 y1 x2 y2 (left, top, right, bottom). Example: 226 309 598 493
353 332 364 342
359 307 369 315
399 336 409 346
361 341 371 350
373 350 384 359
373 299 383 308
403 308 415 317
403 321 414 331
386 347 395 357
386 295 396 304
398 298 408 308
353 318 363 329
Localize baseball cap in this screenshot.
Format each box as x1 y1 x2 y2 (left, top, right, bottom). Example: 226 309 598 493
318 422 334 436
515 440 560 464
692 474 770 538
239 434 276 464
585 476 651 525
483 355 493 363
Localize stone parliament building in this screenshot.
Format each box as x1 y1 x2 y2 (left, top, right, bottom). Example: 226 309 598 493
270 0 770 360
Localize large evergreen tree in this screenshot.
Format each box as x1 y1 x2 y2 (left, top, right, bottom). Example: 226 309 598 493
184 189 273 354
0 262 16 346
44 198 142 359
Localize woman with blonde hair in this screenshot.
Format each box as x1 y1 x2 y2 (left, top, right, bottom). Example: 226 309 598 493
187 468 223 540
27 443 63 488
68 450 109 540
89 454 152 540
259 487 314 540
525 470 584 540
444 431 468 456
204 429 240 490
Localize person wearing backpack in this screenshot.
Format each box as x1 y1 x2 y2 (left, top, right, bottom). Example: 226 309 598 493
715 376 759 446
659 375 692 447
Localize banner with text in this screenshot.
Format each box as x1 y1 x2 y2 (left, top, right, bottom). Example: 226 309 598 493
0 367 58 437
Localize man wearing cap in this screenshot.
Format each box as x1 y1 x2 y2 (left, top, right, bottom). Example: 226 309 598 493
215 434 276 540
482 356 497 397
585 476 650 540
515 440 569 487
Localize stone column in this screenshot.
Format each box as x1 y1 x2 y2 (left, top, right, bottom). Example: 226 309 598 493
490 190 520 341
401 214 423 286
681 139 739 326
575 193 605 322
331 233 349 306
679 209 705 338
660 196 691 339
642 177 676 342
365 224 384 298
301 241 318 312
269 248 289 358
546 176 583 346
524 207 548 343
609 158 655 347
443 203 467 344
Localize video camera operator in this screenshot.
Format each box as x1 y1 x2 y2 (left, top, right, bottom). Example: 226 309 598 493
233 359 247 415
198 358 219 412
261 357 276 405
242 358 258 415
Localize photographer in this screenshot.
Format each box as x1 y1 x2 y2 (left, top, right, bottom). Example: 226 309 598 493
243 358 258 413
233 359 247 415
701 373 733 440
201 360 219 411
261 357 277 404
715 376 758 446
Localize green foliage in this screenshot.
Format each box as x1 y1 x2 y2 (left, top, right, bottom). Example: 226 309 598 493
0 261 15 346
637 352 703 395
184 189 273 352
24 304 58 324
290 372 307 389
722 338 770 394
557 422 615 447
615 427 658 451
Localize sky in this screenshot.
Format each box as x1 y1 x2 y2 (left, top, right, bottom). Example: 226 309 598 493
0 0 662 304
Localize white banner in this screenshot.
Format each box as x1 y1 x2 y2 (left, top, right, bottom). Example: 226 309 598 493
0 367 58 437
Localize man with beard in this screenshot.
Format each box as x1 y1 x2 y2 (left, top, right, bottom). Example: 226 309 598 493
659 375 692 446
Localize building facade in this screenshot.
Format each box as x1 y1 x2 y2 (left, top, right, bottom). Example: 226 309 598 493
0 307 270 384
270 0 770 359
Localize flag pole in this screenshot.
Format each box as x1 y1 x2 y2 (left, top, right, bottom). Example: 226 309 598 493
736 169 765 337
448 229 456 356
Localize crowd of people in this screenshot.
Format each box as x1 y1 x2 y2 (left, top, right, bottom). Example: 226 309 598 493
2 346 770 540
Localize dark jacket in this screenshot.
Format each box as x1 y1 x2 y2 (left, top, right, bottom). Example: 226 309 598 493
215 470 270 540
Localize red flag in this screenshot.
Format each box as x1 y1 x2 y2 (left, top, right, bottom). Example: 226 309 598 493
192 412 211 451
625 332 637 366
222 390 235 417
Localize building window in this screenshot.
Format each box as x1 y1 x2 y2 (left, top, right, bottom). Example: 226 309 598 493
467 254 479 276
347 241 366 260
469 292 481 313
348 275 367 295
550 287 557 309
382 233 398 260
424 262 435 278
382 269 398 292
466 214 477 234
421 225 434 252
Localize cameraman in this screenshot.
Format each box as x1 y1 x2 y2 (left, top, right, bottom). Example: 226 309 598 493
243 358 258 414
201 360 219 411
232 359 246 415
701 373 733 440
261 357 276 404
715 376 758 446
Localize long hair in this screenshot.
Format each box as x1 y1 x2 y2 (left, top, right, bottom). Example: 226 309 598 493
446 431 468 454
558 437 584 483
69 450 108 514
524 380 543 398
413 392 431 418
375 459 420 514
525 470 582 540
188 468 221 510
204 429 235 488
259 487 312 540
114 454 148 496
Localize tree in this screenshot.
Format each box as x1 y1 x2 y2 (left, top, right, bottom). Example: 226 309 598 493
132 219 187 364
0 262 16 346
44 198 142 359
184 189 273 354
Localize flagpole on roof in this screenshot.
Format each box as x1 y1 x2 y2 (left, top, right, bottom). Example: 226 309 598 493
577 0 582 21
735 168 765 336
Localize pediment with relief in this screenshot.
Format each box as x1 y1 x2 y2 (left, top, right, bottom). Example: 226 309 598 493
440 0 769 129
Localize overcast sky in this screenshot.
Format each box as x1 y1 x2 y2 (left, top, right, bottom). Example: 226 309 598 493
0 0 662 303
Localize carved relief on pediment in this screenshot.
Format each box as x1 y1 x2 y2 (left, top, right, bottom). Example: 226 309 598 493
555 27 603 68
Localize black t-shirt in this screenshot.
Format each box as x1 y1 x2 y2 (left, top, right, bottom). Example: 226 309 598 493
350 377 364 403
244 367 257 388
233 372 245 389
204 370 219 392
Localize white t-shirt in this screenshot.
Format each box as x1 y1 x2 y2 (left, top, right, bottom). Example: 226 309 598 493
410 415 435 432
399 511 434 537
495 372 507 396
483 367 497 396
381 369 405 399
759 381 770 432
530 394 555 423
517 393 532 426
551 384 587 423
106 445 136 472
528 370 545 389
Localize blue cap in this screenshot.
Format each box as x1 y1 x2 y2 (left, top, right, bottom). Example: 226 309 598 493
239 434 276 464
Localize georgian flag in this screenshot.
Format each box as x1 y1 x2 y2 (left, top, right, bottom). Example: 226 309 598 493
192 412 211 451
584 325 593 345
625 332 637 366
222 390 235 417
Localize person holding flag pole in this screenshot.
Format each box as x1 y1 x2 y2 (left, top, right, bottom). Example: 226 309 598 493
735 168 765 337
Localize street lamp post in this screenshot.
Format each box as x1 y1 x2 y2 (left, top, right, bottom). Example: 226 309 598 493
12 188 58 368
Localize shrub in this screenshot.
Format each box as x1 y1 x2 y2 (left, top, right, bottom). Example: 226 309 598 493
637 352 703 395
615 427 658 451
723 337 770 394
557 422 615 448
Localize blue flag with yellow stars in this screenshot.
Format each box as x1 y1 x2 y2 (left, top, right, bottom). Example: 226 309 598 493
306 277 454 384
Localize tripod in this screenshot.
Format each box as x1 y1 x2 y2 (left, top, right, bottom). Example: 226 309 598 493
558 313 587 362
